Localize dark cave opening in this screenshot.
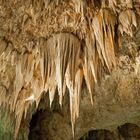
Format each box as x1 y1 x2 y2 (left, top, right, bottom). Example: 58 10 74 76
28 92 63 140
118 123 140 139
28 110 46 140
79 123 140 140
79 129 115 140
28 108 54 140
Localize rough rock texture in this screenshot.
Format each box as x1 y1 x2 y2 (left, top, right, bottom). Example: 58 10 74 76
27 18 140 140
0 0 140 140
27 69 140 140
79 123 140 140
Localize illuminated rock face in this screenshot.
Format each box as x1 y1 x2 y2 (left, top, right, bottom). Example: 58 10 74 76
0 0 140 140
27 68 140 140
24 20 140 139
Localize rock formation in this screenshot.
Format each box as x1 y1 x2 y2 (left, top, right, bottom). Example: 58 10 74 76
0 0 140 140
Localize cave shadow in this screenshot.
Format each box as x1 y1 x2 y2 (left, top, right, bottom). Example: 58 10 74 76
79 123 140 140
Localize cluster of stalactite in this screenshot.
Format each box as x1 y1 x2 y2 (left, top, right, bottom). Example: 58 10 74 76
0 0 139 139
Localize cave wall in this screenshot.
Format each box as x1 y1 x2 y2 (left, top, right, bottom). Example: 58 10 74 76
0 26 140 140
0 110 14 140
25 18 140 140
27 69 140 140
0 1 140 140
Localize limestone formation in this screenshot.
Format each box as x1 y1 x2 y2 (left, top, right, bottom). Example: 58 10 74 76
0 0 140 139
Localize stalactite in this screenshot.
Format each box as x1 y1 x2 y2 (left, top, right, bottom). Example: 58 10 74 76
119 9 137 36
0 0 139 139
